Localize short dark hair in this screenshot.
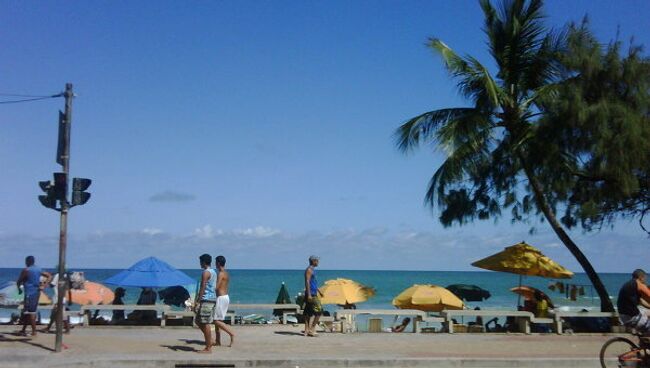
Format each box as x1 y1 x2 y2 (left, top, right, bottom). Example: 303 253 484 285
215 255 226 267
199 254 212 266
632 269 646 279
25 256 35 266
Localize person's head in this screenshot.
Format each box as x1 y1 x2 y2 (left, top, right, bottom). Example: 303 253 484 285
215 255 226 268
474 306 481 311
25 256 35 267
534 290 543 301
309 255 319 267
115 287 126 298
199 254 212 268
402 317 411 326
632 269 646 282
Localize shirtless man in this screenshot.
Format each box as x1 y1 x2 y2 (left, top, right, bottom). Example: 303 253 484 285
213 255 235 347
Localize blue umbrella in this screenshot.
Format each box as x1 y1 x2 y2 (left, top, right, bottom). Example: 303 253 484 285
104 257 194 288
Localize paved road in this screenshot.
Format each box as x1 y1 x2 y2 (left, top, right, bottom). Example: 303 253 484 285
0 324 617 367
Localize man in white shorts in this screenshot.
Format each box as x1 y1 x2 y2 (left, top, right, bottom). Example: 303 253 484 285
213 255 235 347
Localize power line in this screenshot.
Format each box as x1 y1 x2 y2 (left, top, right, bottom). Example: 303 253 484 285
0 92 59 98
0 93 62 105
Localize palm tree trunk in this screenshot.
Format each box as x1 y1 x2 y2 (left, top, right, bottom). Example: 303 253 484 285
518 153 615 312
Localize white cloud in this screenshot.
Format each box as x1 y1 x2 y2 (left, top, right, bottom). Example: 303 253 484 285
142 228 163 236
193 224 218 239
232 226 281 238
0 225 647 272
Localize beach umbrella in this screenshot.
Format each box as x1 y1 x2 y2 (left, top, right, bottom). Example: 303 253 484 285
104 256 194 288
471 241 573 279
0 282 51 306
319 278 376 305
471 241 572 305
273 282 293 317
158 285 191 307
510 286 555 309
446 284 491 302
392 284 464 312
69 281 114 305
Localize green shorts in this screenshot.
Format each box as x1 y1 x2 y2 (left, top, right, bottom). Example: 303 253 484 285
303 296 322 316
195 301 215 325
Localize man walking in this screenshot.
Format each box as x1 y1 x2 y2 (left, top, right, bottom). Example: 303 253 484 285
213 255 235 347
16 256 51 336
303 255 323 337
194 254 217 353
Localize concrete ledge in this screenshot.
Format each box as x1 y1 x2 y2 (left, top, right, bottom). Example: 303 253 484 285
2 357 604 368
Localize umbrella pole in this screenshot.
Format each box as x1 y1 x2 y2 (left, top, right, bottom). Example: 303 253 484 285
516 275 522 308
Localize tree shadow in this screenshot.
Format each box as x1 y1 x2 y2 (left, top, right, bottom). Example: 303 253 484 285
273 331 305 336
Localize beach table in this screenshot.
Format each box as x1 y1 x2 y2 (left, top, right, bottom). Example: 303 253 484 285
334 309 427 333
79 304 170 327
228 304 301 325
552 310 619 334
441 309 544 334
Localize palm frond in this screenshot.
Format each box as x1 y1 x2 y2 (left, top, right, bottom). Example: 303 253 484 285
425 125 493 206
430 39 503 111
394 108 477 152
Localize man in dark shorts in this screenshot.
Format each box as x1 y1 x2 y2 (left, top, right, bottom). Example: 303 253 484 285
304 255 323 337
16 256 51 336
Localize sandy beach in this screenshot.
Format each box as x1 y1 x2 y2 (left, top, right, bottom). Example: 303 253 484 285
0 324 621 367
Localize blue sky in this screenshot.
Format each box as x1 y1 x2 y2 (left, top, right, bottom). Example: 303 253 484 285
1 1 648 270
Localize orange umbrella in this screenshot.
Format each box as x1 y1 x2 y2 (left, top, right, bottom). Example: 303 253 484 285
510 286 554 309
69 281 114 305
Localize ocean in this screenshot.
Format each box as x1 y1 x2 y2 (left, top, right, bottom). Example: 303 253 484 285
0 268 628 317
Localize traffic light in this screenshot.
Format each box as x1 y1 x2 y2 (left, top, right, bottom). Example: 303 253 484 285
38 172 67 210
71 178 91 206
38 180 57 209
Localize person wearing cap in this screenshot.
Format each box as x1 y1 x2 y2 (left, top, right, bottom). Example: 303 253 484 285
617 269 650 334
304 255 323 337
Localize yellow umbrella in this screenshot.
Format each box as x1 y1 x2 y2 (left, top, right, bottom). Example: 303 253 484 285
471 241 573 279
392 284 464 312
319 278 375 305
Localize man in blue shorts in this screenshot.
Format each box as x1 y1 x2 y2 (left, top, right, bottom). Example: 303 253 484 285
16 256 51 336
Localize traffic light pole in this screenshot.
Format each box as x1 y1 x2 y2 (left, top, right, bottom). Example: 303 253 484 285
54 83 73 353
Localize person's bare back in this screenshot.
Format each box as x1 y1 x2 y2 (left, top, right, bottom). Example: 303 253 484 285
216 269 229 296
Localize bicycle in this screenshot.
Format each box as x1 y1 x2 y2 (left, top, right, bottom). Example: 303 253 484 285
600 330 650 367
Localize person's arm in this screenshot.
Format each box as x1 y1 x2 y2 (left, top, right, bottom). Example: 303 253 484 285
637 280 650 303
16 269 27 293
216 272 224 296
195 270 209 308
304 268 312 299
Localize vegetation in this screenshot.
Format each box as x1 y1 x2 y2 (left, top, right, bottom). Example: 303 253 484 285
394 0 649 311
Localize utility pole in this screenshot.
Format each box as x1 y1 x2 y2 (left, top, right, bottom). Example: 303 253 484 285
55 83 73 353
37 83 91 352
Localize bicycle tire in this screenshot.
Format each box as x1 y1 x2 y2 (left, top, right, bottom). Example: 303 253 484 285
600 336 639 368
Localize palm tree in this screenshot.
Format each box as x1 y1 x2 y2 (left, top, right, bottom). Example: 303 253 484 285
395 0 614 311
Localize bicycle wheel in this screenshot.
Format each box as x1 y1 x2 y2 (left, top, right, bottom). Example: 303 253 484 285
600 337 639 368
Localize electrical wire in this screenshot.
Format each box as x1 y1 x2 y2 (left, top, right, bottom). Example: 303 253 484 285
0 93 62 104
